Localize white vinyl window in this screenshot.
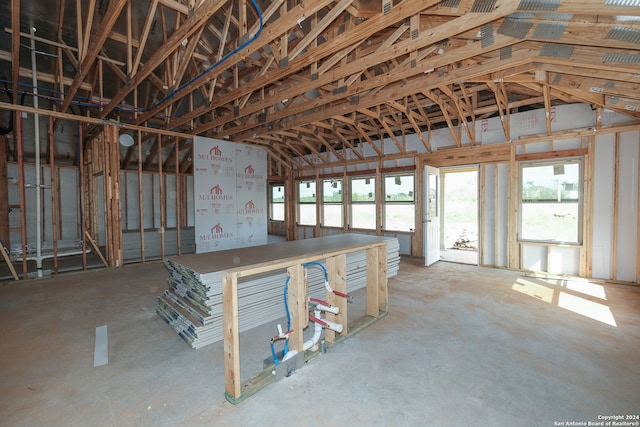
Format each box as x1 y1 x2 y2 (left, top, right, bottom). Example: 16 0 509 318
270 184 285 221
322 179 343 227
350 177 376 230
383 174 415 232
519 158 582 244
298 180 316 226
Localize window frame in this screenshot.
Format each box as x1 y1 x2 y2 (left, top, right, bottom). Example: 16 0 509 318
322 178 343 228
349 176 376 230
382 173 415 232
269 183 285 222
297 179 317 226
518 157 583 245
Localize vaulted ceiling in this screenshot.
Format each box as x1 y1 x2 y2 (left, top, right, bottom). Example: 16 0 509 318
2 0 640 171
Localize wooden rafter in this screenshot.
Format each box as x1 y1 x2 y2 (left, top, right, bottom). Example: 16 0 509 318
486 80 511 142
439 85 474 145
423 90 460 147
61 0 128 113
11 0 20 104
101 0 228 118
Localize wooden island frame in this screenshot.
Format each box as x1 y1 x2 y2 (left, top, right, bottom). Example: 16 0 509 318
220 234 389 403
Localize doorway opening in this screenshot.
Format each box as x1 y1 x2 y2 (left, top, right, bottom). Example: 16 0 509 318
441 166 478 265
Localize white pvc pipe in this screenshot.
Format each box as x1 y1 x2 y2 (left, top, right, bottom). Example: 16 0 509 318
322 318 343 334
281 349 297 362
314 303 339 315
31 26 42 277
303 310 323 351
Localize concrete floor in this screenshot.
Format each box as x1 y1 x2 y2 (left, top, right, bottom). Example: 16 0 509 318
1 257 639 427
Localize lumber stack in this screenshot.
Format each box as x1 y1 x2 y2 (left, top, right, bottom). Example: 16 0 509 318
157 235 399 349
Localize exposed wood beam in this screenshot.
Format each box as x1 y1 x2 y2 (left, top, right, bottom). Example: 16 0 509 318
4 28 126 66
153 0 440 131
213 30 524 141
61 0 128 112
101 0 229 119
134 0 338 125
132 0 160 76
11 0 20 104
81 0 97 62
289 0 354 61
423 90 460 147
386 100 431 152
0 50 93 91
439 85 474 145
158 0 189 15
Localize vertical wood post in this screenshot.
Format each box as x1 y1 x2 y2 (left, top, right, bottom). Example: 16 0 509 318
582 136 595 278
377 244 388 312
104 126 123 267
612 132 620 280
175 137 181 255
637 135 640 284
287 264 306 353
366 247 380 317
325 254 347 342
478 164 486 265
286 168 296 241
0 135 9 247
507 144 519 269
158 136 165 259
222 271 241 399
137 130 145 262
79 123 87 270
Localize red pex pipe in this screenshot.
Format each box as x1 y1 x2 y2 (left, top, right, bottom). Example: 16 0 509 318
309 315 328 327
309 297 329 305
333 290 350 299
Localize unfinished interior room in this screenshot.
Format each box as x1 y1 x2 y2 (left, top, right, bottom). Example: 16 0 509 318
1 0 639 425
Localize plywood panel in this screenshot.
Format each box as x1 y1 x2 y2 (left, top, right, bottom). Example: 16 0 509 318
169 234 393 275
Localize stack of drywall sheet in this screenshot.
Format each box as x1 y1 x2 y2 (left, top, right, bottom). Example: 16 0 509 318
157 235 399 349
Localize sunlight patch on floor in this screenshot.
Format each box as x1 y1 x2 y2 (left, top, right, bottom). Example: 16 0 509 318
557 292 617 327
512 278 555 303
511 277 617 327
